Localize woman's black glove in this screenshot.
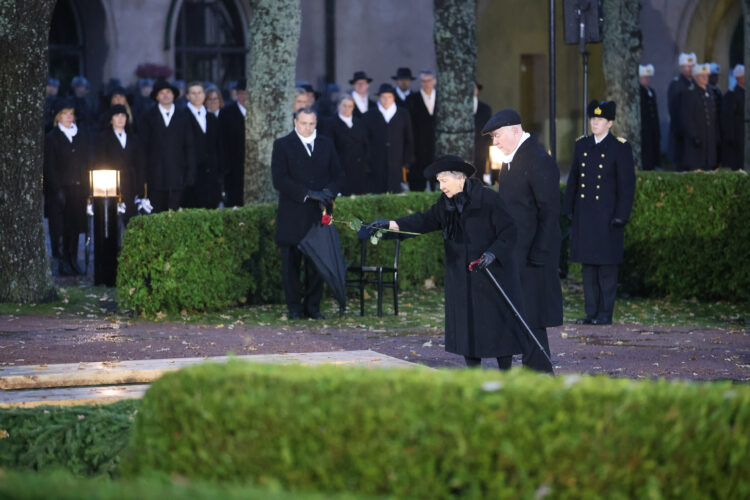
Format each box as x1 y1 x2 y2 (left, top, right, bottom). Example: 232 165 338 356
307 189 333 204
476 252 496 270
610 217 626 227
357 219 390 239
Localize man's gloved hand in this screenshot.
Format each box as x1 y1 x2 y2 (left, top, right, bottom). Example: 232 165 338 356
86 202 94 216
482 173 492 185
476 251 496 270
117 202 126 214
307 190 333 204
611 217 626 228
136 197 153 214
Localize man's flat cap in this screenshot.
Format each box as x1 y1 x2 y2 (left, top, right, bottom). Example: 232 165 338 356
481 108 522 135
587 100 616 120
423 154 476 180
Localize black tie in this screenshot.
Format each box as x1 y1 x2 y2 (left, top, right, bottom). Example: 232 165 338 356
165 111 170 119
306 143 313 154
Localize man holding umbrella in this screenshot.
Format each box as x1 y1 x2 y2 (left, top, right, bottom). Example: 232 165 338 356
363 155 551 372
271 107 344 319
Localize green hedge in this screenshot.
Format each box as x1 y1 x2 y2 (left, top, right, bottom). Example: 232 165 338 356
0 470 364 499
117 172 750 314
123 362 750 499
0 400 138 476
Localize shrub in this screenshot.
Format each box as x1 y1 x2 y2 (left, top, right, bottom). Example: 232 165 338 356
123 362 750 499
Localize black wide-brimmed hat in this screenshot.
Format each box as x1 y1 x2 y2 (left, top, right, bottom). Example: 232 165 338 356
423 155 476 180
376 83 397 96
391 67 415 80
349 71 373 84
587 100 616 120
234 78 247 91
106 104 128 119
51 97 75 116
481 108 522 135
150 79 179 100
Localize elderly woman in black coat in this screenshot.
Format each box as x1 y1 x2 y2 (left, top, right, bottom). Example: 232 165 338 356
366 155 545 371
319 95 370 195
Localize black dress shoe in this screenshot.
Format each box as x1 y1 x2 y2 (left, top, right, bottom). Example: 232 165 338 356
288 311 303 320
575 317 594 325
307 311 325 320
591 316 612 325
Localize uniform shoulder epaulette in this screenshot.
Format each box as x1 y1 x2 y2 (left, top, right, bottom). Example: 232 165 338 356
617 136 627 143
575 135 585 142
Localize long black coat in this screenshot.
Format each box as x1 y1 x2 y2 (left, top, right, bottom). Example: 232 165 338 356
138 106 196 192
640 85 661 170
563 133 636 265
219 102 245 206
474 100 493 175
363 107 415 193
352 96 376 119
496 134 563 329
406 91 436 189
667 74 692 167
681 84 720 170
186 109 221 208
319 116 370 195
721 86 745 170
44 127 91 233
271 132 344 246
94 128 144 219
396 178 525 357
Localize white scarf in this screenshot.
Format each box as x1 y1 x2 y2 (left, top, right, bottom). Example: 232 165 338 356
473 96 478 114
58 122 78 143
352 91 369 114
498 132 531 169
594 132 609 144
420 88 436 115
378 101 397 123
159 103 175 127
295 129 317 156
395 87 411 102
113 128 127 148
237 102 247 117
187 102 207 133
338 113 353 129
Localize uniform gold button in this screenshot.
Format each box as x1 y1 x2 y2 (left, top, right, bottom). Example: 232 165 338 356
596 195 599 200
581 194 585 198
581 173 585 177
583 152 588 156
581 162 585 167
596 185 600 189
597 175 601 179
581 183 585 188
599 164 603 169
601 154 605 158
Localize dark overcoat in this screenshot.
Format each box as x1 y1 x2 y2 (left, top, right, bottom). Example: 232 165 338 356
474 100 493 175
94 127 144 219
681 84 720 170
406 91 436 188
563 133 636 265
219 102 245 206
271 132 344 246
395 178 526 357
186 110 222 208
640 85 661 170
138 106 196 191
363 107 414 193
319 116 370 195
667 74 692 167
496 134 563 329
352 97 376 119
721 86 745 170
44 127 91 233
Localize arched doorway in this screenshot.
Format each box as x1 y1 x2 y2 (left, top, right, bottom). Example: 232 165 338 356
48 0 84 96
174 0 247 89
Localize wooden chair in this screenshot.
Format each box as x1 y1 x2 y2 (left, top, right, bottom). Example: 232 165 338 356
346 238 400 317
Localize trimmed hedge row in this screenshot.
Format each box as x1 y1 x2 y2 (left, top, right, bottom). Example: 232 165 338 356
0 400 138 477
117 171 750 314
0 470 364 499
123 362 750 499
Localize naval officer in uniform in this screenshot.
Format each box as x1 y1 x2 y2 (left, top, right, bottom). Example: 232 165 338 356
563 100 636 325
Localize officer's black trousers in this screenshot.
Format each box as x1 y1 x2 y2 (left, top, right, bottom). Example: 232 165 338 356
582 264 619 321
280 245 324 316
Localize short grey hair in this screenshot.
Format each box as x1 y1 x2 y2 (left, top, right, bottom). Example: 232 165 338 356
436 170 466 180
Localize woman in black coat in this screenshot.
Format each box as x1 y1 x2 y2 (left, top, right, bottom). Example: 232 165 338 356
44 98 91 276
366 155 534 370
319 95 370 195
95 104 144 223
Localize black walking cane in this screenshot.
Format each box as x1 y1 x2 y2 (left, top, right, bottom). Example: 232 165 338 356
469 259 553 365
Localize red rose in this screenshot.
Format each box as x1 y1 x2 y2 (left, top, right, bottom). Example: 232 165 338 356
321 213 332 225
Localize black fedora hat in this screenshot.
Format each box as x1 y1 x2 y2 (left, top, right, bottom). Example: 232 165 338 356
349 71 373 84
150 79 179 100
391 67 416 80
376 83 397 96
587 100 616 120
423 155 476 180
234 78 247 91
106 104 128 119
51 97 75 117
481 108 522 135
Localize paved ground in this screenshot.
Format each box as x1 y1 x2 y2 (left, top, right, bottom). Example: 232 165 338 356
1 314 748 381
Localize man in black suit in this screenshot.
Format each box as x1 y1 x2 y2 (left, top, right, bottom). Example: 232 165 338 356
364 83 415 193
220 79 247 207
722 65 745 170
639 64 661 170
271 108 344 319
482 109 562 373
406 70 437 191
563 100 636 326
473 83 493 183
667 52 696 170
392 67 415 108
183 81 221 208
349 71 376 119
138 79 196 212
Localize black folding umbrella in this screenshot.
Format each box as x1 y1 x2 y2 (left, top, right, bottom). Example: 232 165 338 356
297 222 348 313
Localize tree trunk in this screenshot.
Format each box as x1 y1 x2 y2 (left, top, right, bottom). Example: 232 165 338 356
0 1 57 303
602 0 642 166
244 0 301 204
433 0 477 162
744 0 750 170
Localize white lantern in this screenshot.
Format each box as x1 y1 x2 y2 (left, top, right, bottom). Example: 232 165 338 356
90 169 120 198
